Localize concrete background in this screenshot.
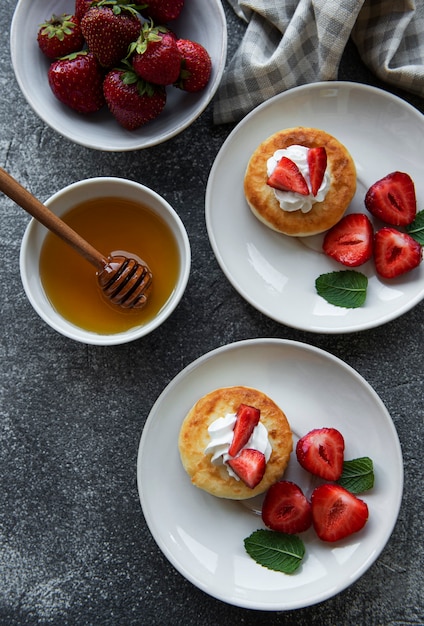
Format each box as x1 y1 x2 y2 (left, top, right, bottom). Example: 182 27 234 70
1 1 423 624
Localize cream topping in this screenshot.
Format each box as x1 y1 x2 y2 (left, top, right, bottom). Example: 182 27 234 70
267 144 330 213
204 413 272 480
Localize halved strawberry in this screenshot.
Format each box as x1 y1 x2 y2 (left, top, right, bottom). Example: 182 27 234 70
267 157 309 195
323 213 374 267
227 449 266 489
262 481 312 534
311 484 368 542
374 227 422 279
228 404 260 457
307 147 327 196
365 171 417 226
296 428 344 481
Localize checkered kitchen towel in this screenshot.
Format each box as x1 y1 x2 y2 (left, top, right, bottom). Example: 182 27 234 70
213 0 424 124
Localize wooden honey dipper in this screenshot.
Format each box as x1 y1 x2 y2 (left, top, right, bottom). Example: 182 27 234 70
0 168 153 309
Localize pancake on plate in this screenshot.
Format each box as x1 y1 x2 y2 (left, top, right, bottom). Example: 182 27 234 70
178 385 293 499
244 126 356 236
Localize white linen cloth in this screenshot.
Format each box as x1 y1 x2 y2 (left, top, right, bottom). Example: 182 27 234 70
213 0 424 124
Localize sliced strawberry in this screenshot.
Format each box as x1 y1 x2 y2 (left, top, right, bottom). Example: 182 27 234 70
311 484 368 542
262 481 312 534
374 227 422 279
296 427 344 481
227 449 266 489
228 404 260 457
365 171 417 226
307 147 327 196
267 157 309 195
323 213 374 267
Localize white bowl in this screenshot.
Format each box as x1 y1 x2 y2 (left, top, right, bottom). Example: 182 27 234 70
10 0 227 151
20 177 191 345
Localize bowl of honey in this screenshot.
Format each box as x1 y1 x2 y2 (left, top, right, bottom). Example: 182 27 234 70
20 177 191 345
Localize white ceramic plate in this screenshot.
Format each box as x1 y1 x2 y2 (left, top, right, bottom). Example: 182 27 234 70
206 82 424 333
10 0 227 151
137 338 403 610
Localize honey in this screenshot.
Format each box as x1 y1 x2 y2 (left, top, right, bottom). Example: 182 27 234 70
39 196 180 334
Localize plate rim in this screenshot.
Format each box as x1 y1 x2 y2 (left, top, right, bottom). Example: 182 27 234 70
137 337 404 610
205 81 424 333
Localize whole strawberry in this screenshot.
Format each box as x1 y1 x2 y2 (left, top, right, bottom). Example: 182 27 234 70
81 1 143 68
129 23 181 85
174 39 212 92
75 0 98 22
37 14 84 60
141 0 184 23
48 51 106 114
103 67 166 129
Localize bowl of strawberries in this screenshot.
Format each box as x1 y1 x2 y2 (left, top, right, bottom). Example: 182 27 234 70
10 0 227 151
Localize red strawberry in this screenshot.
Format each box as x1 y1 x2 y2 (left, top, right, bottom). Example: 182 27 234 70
48 51 105 114
37 14 84 60
103 67 166 130
323 213 374 267
75 0 97 22
81 3 142 68
129 23 181 85
174 39 212 93
141 0 184 23
311 484 368 542
365 171 417 226
374 227 422 279
227 449 266 489
267 157 309 195
228 404 260 458
307 147 327 196
296 428 344 481
262 481 312 534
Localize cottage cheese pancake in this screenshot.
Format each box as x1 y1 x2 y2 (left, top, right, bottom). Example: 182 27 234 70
244 127 356 236
178 386 293 499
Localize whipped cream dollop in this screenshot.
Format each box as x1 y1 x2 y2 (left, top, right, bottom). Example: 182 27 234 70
267 144 330 213
204 413 272 480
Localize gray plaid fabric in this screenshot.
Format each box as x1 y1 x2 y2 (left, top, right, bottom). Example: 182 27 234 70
213 0 424 124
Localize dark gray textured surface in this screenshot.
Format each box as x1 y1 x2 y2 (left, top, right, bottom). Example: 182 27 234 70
1 2 423 625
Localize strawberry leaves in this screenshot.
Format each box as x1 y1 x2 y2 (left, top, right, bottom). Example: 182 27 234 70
244 530 305 574
315 270 368 308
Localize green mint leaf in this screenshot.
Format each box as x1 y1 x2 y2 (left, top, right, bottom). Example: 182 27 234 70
406 209 424 245
244 529 305 574
315 270 368 308
337 457 374 493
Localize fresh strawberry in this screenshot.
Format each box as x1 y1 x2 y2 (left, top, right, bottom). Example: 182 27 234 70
365 171 417 226
262 481 312 534
267 156 309 195
75 0 97 22
323 213 374 267
81 2 143 68
103 67 166 130
37 14 84 60
311 484 368 542
374 227 422 279
141 0 184 23
228 404 260 458
48 51 105 114
227 449 266 489
174 39 212 93
307 147 327 196
129 23 181 85
296 427 344 481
